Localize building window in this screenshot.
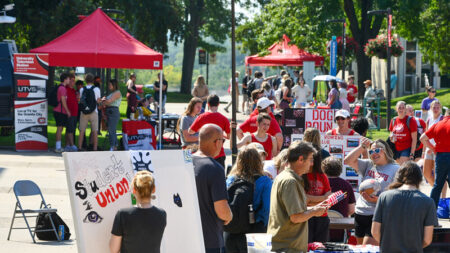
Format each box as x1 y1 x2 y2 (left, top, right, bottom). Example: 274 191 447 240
405 76 413 93
406 41 416 51
406 53 416 74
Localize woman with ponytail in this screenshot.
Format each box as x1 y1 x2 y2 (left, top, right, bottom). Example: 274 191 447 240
110 171 167 253
372 161 437 252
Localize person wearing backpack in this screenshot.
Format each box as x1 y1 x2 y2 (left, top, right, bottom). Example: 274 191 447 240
52 73 71 153
389 101 418 165
224 146 272 252
78 73 101 151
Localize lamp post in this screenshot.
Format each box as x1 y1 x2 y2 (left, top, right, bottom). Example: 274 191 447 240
367 8 392 130
326 19 346 81
231 0 237 164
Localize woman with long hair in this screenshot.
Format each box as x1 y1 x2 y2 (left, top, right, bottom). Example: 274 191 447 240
327 79 342 109
344 138 399 245
389 101 418 165
225 146 272 253
177 97 203 148
279 78 293 110
110 171 166 253
101 79 122 151
191 75 209 109
372 161 437 252
338 82 350 112
126 73 138 118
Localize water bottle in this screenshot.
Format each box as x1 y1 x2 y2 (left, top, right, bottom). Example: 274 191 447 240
248 204 255 224
131 193 137 205
58 225 64 240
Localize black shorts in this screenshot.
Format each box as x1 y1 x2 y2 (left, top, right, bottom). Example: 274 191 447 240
66 116 78 133
354 213 373 238
54 111 68 127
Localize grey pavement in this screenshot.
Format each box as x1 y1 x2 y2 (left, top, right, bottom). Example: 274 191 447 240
0 100 448 252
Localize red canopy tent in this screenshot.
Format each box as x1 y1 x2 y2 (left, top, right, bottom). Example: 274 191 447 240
30 8 162 70
245 34 324 67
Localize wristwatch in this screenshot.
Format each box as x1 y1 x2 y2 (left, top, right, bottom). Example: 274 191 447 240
410 153 414 159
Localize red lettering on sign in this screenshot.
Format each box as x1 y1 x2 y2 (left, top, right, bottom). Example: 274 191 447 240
95 177 129 208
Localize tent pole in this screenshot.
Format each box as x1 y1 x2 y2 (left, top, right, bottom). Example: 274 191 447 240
158 70 163 150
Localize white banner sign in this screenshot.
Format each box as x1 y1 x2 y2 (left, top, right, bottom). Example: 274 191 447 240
14 99 48 151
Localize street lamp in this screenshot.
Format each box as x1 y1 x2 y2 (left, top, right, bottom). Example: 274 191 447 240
326 19 346 81
231 0 237 164
367 8 392 130
0 4 15 23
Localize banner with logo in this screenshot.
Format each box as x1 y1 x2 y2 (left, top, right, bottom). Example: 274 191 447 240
14 99 48 151
64 150 204 253
122 120 157 150
330 36 337 76
14 53 49 99
16 79 46 98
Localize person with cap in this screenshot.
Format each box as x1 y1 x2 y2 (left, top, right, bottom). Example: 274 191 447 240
363 80 376 104
235 113 278 160
237 97 283 152
326 109 359 136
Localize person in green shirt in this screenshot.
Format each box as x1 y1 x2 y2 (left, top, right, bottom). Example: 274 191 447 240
267 141 328 253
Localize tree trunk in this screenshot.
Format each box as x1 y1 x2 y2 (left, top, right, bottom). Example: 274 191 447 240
180 35 199 94
355 49 371 99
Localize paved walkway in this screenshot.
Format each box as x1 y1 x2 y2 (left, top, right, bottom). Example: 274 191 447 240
0 101 448 252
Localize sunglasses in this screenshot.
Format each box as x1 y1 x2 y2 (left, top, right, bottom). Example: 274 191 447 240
429 90 436 93
335 117 346 121
369 148 383 155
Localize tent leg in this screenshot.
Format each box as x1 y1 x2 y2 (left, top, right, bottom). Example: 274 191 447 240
158 70 163 150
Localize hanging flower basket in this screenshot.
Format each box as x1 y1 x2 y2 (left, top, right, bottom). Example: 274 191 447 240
364 34 404 59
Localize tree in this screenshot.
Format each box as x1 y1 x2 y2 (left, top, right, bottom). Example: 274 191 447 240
237 0 444 98
179 0 231 94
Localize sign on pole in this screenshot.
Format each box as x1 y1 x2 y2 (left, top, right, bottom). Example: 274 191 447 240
330 36 337 76
198 49 206 65
388 15 392 47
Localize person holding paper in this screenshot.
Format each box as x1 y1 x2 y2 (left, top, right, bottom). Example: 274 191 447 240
110 171 167 253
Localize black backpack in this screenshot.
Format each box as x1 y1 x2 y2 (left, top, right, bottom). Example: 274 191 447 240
35 211 71 241
80 86 97 114
48 84 63 107
224 176 259 234
247 79 256 97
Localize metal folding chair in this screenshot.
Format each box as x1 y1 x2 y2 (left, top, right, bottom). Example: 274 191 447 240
7 180 60 243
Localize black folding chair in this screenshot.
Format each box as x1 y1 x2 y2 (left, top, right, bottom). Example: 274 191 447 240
7 180 60 243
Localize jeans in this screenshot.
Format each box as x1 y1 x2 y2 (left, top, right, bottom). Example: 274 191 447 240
430 152 450 207
106 107 120 148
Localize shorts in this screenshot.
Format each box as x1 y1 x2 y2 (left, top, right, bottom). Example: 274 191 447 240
79 111 98 132
242 92 249 102
395 147 411 158
354 213 373 238
66 116 78 133
53 111 68 127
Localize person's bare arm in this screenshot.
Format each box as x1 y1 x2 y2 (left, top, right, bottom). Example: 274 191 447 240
103 92 121 105
271 136 278 157
410 131 417 155
371 221 381 243
237 128 244 139
214 199 232 225
423 225 434 248
60 96 71 117
348 203 355 216
182 129 198 142
188 128 196 135
234 134 251 149
420 133 436 153
109 234 122 253
275 133 283 152
290 201 327 223
307 191 331 205
344 137 371 172
325 130 332 135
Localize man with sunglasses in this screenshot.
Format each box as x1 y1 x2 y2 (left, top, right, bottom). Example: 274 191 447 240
421 87 439 121
326 109 358 136
189 95 230 168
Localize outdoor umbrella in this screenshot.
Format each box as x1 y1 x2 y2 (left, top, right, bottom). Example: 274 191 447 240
312 75 344 83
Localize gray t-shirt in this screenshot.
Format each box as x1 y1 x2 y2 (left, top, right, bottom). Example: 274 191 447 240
180 115 198 147
373 189 437 253
355 159 399 215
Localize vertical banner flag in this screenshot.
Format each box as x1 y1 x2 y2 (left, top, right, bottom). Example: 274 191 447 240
388 15 392 47
330 36 337 76
14 99 48 151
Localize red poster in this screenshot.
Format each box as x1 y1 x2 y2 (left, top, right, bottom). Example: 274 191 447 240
14 53 49 79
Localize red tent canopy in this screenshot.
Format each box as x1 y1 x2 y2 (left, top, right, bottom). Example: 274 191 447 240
245 35 324 67
30 8 162 69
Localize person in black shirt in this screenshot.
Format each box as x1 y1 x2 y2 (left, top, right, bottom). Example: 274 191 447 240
110 171 167 253
193 124 232 253
242 68 252 114
154 74 168 114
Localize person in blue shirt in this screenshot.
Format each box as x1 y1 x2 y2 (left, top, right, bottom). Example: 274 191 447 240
225 146 272 253
390 71 397 95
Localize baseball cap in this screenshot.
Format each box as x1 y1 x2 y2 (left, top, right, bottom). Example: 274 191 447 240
247 142 267 156
335 109 350 119
256 97 275 110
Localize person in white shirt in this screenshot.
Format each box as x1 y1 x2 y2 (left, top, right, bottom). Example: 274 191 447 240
363 80 376 104
291 78 311 108
339 82 350 111
78 73 101 151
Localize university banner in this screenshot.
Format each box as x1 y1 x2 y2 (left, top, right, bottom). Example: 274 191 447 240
14 99 48 151
122 120 157 150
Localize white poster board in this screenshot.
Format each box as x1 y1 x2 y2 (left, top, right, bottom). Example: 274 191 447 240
64 150 204 253
14 99 48 151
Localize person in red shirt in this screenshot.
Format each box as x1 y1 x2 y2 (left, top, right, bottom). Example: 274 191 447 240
237 97 283 152
305 152 332 243
65 74 79 152
389 101 418 165
420 109 450 207
189 94 230 168
347 75 357 104
235 113 277 160
53 73 71 153
326 109 358 136
405 104 426 161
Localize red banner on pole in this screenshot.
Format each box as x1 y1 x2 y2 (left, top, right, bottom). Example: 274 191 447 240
388 15 392 47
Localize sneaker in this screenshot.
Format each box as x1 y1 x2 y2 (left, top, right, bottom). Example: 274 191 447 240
65 146 72 152
71 145 78 152
54 148 64 153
